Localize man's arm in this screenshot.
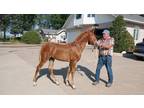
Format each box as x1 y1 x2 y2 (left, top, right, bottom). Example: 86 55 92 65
101 45 113 49
102 38 114 49
92 41 97 52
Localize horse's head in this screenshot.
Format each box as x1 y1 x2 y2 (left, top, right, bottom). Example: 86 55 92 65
87 29 97 45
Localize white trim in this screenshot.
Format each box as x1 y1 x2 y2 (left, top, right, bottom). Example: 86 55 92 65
112 14 144 24
124 18 144 24
133 26 140 40
133 52 144 57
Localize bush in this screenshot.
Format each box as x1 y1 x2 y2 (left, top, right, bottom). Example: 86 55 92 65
121 31 135 52
21 31 41 44
110 15 134 53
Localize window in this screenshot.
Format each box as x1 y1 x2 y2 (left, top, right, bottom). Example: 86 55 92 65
92 14 95 17
133 27 139 40
87 14 95 17
87 14 91 17
76 14 82 19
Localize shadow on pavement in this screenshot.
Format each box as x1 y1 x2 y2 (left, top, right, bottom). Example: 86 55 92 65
36 65 107 84
123 53 144 61
37 67 68 83
77 65 107 84
77 65 95 82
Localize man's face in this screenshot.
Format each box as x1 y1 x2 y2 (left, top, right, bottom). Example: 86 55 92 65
103 33 109 40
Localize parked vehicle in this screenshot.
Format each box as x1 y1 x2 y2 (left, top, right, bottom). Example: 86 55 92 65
133 40 144 59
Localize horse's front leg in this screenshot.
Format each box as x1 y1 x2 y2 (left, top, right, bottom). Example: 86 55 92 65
65 68 70 86
67 61 77 89
48 58 59 85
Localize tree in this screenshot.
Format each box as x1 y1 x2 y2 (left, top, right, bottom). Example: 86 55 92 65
50 14 69 29
10 15 23 36
35 14 51 29
35 14 69 30
10 14 37 36
0 15 10 40
110 15 134 52
21 14 37 31
0 14 69 40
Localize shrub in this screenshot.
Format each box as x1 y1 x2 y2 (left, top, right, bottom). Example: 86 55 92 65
110 15 134 53
120 31 135 52
21 31 41 44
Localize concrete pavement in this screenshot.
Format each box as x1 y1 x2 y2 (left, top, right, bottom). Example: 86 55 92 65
0 45 144 94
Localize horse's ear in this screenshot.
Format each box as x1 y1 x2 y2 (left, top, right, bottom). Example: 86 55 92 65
92 28 95 33
90 28 96 34
86 27 96 34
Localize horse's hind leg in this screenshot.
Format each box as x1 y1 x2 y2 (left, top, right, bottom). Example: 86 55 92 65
48 58 59 85
33 61 45 86
33 52 48 86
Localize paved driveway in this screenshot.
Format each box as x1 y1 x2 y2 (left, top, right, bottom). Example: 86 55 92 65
0 45 144 94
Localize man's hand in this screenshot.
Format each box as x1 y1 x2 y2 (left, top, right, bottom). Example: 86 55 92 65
101 45 113 49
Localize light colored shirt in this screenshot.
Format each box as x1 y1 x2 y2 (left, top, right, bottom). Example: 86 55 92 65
97 37 114 56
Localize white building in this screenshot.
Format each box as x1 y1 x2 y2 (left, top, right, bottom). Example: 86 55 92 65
40 29 66 43
63 14 144 44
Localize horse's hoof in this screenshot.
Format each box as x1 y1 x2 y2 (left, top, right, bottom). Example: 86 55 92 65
55 81 60 85
65 81 69 86
33 82 37 87
71 85 76 89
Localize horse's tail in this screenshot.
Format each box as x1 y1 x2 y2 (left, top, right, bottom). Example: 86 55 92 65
39 51 41 62
38 43 46 62
39 45 43 62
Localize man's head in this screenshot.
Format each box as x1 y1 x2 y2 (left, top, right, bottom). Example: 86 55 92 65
102 29 110 40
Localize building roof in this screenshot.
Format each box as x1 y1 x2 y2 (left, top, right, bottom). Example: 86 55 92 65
112 14 144 24
41 29 65 35
62 15 75 29
63 14 144 30
41 29 58 35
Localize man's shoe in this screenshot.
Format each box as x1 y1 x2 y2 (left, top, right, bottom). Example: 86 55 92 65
92 81 99 85
106 83 112 87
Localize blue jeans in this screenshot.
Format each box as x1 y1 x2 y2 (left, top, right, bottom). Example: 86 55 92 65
95 55 113 84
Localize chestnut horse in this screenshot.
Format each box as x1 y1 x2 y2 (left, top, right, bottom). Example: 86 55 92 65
33 29 97 89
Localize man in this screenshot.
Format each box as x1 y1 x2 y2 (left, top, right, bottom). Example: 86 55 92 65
92 29 114 87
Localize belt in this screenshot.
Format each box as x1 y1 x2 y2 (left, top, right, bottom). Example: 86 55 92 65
99 55 111 57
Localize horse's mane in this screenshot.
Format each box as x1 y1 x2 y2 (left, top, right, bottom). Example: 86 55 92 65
74 32 87 42
73 29 93 44
70 29 93 45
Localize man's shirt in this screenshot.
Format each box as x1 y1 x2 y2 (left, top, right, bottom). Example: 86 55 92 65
97 37 114 56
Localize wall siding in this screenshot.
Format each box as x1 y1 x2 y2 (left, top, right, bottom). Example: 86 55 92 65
66 28 83 43
126 26 144 44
